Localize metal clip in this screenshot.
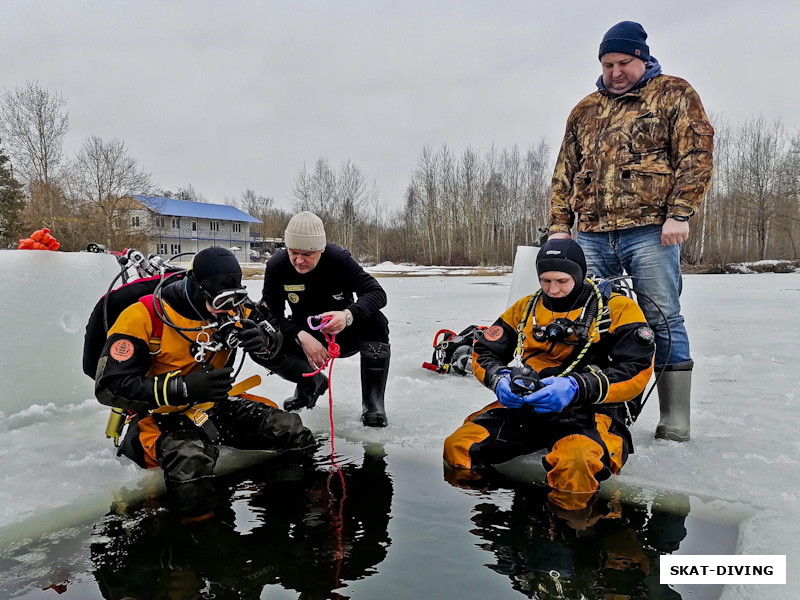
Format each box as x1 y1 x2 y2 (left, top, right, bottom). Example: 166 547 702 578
193 331 212 362
548 570 564 598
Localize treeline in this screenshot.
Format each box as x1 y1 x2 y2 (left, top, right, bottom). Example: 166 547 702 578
321 120 800 267
284 146 551 266
2 81 799 266
383 142 551 265
683 116 800 264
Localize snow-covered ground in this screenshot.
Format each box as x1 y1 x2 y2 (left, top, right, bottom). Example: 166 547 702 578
367 260 511 277
0 251 797 598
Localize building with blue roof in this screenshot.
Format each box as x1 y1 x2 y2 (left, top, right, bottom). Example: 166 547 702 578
130 195 265 261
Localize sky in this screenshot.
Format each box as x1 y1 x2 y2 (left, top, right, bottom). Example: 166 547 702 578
4 0 798 212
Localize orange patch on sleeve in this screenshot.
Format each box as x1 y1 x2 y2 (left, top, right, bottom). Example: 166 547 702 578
483 325 504 342
109 339 135 362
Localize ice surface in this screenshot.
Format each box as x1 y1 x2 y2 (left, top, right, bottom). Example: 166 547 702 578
0 251 120 415
0 251 797 598
368 261 509 277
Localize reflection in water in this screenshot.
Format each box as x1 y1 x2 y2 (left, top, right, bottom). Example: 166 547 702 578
448 473 689 599
90 443 393 600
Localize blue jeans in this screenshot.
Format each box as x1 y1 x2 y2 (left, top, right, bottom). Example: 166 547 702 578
577 225 690 367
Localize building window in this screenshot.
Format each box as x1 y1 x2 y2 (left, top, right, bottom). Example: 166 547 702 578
131 216 140 227
232 223 242 233
191 221 197 232
170 243 181 255
157 243 168 255
210 221 220 232
154 216 165 228
172 217 181 228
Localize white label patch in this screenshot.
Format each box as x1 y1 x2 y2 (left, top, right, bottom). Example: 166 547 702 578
660 555 785 585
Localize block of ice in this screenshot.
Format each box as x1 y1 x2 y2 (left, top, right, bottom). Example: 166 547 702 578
0 251 121 416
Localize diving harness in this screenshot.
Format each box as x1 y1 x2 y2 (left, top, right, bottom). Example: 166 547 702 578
103 253 255 446
509 275 670 425
510 277 605 374
507 278 622 418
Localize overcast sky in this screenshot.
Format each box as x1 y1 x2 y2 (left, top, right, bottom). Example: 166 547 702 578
4 0 798 212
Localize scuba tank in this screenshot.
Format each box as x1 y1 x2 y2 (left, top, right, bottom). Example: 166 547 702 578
104 407 127 446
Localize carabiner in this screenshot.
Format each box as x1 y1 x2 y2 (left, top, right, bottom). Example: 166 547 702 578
308 314 332 331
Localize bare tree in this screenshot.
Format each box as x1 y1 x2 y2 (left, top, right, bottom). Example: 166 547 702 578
66 135 152 248
369 180 382 262
525 138 552 243
12 179 101 251
291 158 337 221
336 159 369 250
175 184 206 202
239 188 275 216
414 145 440 263
0 81 69 185
730 117 788 259
291 164 313 211
239 188 289 241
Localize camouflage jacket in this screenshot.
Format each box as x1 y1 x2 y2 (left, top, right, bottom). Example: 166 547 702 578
548 74 714 234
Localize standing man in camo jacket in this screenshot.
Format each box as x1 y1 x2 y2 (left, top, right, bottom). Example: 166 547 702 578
548 21 714 441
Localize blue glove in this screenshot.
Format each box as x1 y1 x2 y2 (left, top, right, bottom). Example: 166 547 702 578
523 376 578 413
495 373 525 408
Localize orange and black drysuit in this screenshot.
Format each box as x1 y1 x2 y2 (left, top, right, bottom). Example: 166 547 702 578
444 282 655 507
95 279 315 518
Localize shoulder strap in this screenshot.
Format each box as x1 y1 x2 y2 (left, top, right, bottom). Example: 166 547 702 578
138 294 163 339
512 292 540 366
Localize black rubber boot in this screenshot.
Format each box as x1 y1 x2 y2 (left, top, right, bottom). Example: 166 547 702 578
284 374 328 412
266 354 328 412
360 342 390 427
655 360 693 442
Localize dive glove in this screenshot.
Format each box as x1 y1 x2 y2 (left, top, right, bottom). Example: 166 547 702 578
523 376 577 413
495 373 525 408
175 365 234 405
237 319 283 356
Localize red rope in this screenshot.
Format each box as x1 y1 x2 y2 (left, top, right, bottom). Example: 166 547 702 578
304 315 348 570
302 316 340 378
302 316 341 463
322 346 346 573
324 352 339 465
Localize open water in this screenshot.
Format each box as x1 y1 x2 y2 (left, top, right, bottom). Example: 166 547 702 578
2 438 743 600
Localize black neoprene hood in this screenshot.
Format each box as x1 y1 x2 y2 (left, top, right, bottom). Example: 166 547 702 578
189 247 243 295
536 238 587 284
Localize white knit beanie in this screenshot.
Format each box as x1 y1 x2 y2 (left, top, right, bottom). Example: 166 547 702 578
284 211 326 251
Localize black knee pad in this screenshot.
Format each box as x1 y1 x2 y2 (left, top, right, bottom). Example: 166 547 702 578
159 430 219 485
260 408 316 450
360 341 391 360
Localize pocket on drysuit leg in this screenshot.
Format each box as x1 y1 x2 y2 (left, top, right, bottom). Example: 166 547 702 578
543 434 610 495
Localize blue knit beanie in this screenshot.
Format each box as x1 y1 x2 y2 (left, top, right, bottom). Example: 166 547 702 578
598 21 649 62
